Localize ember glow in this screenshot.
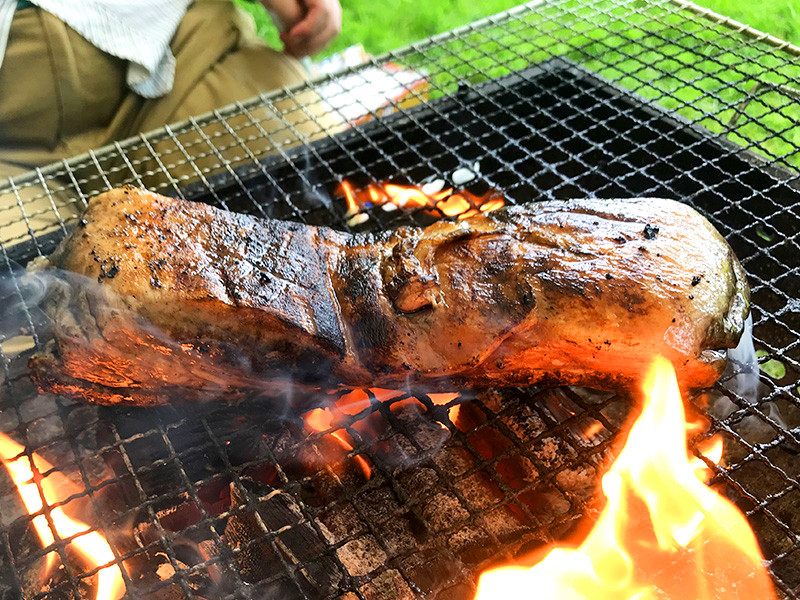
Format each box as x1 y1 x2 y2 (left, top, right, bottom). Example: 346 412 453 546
305 406 372 479
474 356 777 600
303 388 463 477
0 433 125 600
339 181 505 220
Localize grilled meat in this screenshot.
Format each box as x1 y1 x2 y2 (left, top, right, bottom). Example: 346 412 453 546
29 187 749 405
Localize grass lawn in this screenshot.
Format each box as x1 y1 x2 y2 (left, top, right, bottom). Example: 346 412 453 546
236 0 800 56
235 0 800 169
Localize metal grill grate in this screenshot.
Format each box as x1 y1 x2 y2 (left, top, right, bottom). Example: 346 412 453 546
1 0 799 598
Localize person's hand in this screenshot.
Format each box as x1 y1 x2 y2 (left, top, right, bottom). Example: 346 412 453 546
262 0 306 32
277 0 342 58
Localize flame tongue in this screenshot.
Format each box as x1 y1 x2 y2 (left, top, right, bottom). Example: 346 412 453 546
339 181 505 220
0 433 125 600
475 356 777 600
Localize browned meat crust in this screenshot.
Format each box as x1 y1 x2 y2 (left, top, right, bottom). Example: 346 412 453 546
28 186 749 405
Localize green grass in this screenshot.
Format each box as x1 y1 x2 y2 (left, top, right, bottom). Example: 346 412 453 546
235 0 800 170
236 0 799 56
700 0 800 46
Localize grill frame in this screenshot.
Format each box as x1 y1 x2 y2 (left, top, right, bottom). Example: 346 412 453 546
1 0 800 598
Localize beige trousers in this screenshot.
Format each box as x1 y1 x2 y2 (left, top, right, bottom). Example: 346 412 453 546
0 0 310 171
0 0 336 246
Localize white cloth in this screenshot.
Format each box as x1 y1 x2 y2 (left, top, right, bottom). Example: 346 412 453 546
0 0 191 97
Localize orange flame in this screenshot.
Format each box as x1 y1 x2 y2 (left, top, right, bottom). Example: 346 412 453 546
474 356 777 600
338 181 505 219
304 388 463 474
0 433 125 600
305 407 371 479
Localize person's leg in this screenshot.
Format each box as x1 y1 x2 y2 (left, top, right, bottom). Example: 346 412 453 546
116 0 344 193
0 0 343 199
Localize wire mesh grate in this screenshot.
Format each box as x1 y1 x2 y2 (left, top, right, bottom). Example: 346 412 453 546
0 0 799 598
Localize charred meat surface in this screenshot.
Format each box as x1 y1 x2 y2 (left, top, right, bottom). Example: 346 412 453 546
29 187 749 405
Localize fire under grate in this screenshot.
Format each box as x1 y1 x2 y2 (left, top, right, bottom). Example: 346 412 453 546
1 0 800 598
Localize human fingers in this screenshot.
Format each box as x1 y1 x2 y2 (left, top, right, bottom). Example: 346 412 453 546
281 0 341 57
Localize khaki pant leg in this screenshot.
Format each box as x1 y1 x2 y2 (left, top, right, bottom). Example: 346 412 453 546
0 0 344 201
118 1 345 193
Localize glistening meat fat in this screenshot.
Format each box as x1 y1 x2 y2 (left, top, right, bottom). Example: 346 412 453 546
28 187 749 405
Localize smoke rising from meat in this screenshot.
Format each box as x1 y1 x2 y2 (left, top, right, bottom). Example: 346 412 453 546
711 315 787 443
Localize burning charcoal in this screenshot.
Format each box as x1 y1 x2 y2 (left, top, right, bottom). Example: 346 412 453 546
390 405 451 461
131 552 210 600
517 487 571 525
400 548 461 596
432 444 475 477
396 466 438 496
145 582 209 600
251 575 314 600
225 477 335 591
530 436 577 471
453 472 504 511
335 535 387 577
466 427 512 461
447 523 496 564
374 514 420 555
498 402 547 443
25 413 65 446
0 491 25 527
354 486 401 522
0 408 18 434
554 464 599 499
316 503 367 544
369 431 419 470
18 550 57 599
494 455 539 490
18 394 58 422
358 569 415 600
480 505 532 542
771 548 800 589
421 492 468 532
435 582 474 600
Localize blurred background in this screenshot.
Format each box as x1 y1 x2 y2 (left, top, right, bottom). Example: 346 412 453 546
235 0 800 57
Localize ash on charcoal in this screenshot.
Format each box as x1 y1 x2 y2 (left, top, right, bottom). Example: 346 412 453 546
397 466 439 496
335 535 387 577
400 548 461 596
421 492 469 532
499 402 547 443
554 464 599 499
316 503 367 544
373 513 420 555
359 569 415 600
480 505 533 541
25 414 65 446
447 522 497 564
387 405 451 465
0 409 18 434
432 444 475 477
17 394 58 422
530 436 577 470
453 472 504 511
372 433 420 468
353 486 401 523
